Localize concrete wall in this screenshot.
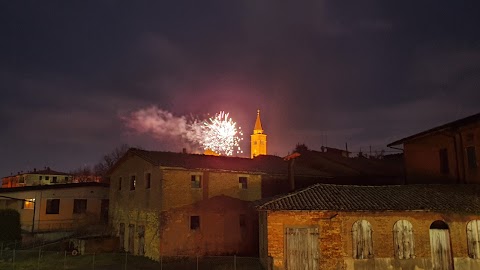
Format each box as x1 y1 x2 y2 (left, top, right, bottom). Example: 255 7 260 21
404 123 480 184
263 210 480 270
0 185 108 232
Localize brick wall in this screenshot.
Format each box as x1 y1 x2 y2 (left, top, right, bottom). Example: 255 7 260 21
404 124 480 184
263 210 480 270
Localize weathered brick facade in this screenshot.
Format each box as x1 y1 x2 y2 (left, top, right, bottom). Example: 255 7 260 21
389 113 480 184
109 151 263 260
262 210 480 270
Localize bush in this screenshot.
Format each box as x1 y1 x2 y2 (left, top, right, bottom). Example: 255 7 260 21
0 209 21 244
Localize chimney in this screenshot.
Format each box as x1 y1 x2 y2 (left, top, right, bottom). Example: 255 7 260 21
284 152 301 192
288 159 295 191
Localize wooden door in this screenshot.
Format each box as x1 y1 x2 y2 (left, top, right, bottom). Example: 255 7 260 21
285 227 319 270
138 225 145 256
430 228 453 270
119 223 125 251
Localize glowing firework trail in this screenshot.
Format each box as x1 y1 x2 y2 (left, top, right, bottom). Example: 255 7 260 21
123 106 243 156
199 111 243 156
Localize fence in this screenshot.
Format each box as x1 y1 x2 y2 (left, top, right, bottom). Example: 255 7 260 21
0 248 272 270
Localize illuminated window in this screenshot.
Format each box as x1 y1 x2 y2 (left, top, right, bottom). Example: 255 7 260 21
22 199 35 210
130 176 136 190
73 199 87 214
190 216 200 230
239 177 248 189
191 175 202 189
46 199 60 214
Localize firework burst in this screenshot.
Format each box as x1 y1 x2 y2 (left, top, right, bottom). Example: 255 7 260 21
198 111 243 156
123 107 244 156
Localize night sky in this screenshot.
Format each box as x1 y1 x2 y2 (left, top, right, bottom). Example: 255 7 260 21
1 1 480 177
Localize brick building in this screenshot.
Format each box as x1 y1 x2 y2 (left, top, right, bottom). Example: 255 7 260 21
256 183 480 270
388 112 480 184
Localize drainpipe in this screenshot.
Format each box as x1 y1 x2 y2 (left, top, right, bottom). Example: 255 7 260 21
442 131 461 184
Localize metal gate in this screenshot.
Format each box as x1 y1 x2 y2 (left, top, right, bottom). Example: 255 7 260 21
285 227 319 270
430 228 453 270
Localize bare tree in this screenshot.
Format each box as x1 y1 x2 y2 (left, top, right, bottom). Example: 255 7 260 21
70 166 95 183
94 144 130 178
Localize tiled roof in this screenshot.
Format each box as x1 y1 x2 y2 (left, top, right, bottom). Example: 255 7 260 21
122 148 330 177
388 112 480 146
0 182 109 193
256 183 480 213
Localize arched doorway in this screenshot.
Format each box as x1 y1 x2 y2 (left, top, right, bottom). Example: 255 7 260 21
429 220 453 270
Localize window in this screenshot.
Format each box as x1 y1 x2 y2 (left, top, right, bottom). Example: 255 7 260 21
439 148 449 174
46 199 60 214
145 173 151 189
22 199 35 210
45 176 50 181
39 176 42 181
393 220 414 259
467 220 480 258
19 177 25 183
191 175 202 189
64 176 69 182
352 220 373 259
239 177 248 189
118 177 122 190
73 199 87 214
130 176 136 190
52 176 57 183
467 146 478 169
190 216 200 230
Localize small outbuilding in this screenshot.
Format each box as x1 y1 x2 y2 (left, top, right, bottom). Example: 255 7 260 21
256 183 480 270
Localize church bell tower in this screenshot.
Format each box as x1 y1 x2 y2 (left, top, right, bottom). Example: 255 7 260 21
251 110 267 158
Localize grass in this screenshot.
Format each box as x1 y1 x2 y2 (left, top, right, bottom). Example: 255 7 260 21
0 251 266 270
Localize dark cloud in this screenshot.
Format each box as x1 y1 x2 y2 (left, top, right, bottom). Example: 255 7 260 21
1 1 479 176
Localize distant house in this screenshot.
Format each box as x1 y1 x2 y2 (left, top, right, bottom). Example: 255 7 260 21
388 113 480 184
2 167 73 188
256 183 480 270
0 182 109 241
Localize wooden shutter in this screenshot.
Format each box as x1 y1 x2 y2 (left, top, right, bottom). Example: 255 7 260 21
467 220 480 259
393 220 414 259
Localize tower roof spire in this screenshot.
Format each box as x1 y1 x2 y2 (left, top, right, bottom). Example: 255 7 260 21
254 109 263 132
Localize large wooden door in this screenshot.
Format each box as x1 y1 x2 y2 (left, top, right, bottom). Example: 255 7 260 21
430 221 453 270
285 227 319 270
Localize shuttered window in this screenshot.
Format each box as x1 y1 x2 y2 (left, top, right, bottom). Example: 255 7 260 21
352 220 373 259
467 220 480 259
393 220 415 259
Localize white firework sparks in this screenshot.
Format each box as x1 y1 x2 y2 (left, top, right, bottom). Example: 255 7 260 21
123 107 243 156
198 111 243 156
